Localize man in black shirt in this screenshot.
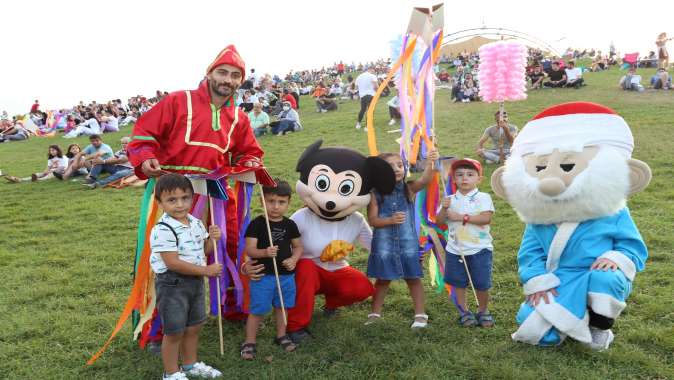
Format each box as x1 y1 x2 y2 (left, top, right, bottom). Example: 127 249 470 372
544 61 567 88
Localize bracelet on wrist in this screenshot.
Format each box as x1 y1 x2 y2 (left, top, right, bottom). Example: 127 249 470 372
462 214 470 226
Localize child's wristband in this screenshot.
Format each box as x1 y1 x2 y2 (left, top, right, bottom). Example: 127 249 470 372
462 214 470 226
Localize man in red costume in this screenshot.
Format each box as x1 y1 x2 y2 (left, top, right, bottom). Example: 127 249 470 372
86 45 275 365
128 44 266 349
128 45 263 176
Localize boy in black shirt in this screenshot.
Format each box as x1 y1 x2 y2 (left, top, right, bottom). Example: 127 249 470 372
528 65 547 89
241 179 303 359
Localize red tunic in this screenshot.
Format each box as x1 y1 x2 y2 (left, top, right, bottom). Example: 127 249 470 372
128 80 263 179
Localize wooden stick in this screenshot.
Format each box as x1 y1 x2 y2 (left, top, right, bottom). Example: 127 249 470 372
438 156 448 197
498 102 506 165
257 184 287 325
208 198 225 357
457 225 480 309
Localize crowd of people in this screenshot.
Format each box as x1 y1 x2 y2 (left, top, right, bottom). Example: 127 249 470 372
2 38 672 188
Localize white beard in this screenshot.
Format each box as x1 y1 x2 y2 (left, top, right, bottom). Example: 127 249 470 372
502 147 629 224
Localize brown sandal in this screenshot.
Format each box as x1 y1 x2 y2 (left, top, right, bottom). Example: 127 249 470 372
240 342 256 360
274 335 297 352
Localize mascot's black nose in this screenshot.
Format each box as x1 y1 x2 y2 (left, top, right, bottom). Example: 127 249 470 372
325 201 336 210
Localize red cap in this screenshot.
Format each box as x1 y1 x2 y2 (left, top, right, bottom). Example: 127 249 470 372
450 158 482 176
206 45 246 79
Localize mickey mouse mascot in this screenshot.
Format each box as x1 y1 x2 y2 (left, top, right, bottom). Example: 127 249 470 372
286 140 396 343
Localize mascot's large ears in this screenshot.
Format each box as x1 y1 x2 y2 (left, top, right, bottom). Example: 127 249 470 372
627 158 651 196
366 156 396 195
296 139 323 172
490 166 507 200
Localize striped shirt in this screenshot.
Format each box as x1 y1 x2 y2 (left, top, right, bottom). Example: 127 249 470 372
150 213 209 274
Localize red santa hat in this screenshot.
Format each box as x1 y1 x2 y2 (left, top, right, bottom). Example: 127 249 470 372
511 102 634 159
206 45 246 79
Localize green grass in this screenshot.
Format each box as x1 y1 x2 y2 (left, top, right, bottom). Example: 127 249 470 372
1 66 673 379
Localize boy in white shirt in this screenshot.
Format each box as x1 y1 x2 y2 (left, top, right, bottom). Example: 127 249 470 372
436 158 495 328
150 173 224 380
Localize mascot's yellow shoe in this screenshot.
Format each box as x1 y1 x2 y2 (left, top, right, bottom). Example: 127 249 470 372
319 240 355 262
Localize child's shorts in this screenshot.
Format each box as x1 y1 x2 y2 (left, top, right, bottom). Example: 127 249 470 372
155 271 207 335
249 274 296 315
444 249 493 291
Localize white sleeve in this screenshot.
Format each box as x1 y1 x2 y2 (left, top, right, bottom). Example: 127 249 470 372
290 209 306 236
478 193 495 213
150 225 179 253
355 213 373 252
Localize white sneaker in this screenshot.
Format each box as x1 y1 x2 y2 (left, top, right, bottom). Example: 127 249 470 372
163 371 188 380
355 122 362 129
588 327 614 351
388 119 396 126
321 109 328 113
183 362 222 378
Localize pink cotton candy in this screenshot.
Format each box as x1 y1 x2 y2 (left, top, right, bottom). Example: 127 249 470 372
477 41 528 102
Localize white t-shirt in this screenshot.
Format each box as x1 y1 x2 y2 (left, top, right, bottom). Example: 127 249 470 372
442 189 495 256
290 208 372 271
355 71 378 97
48 156 68 170
565 67 582 81
150 213 209 274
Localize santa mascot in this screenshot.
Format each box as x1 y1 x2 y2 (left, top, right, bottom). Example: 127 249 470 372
285 140 396 343
490 102 651 350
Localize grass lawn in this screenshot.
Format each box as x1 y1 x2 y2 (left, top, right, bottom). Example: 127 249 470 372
1 65 673 379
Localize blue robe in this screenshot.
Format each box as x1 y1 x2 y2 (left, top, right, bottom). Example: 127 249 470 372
512 208 647 345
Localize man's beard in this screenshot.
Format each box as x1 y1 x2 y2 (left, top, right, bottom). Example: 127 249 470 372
501 147 629 224
209 80 237 98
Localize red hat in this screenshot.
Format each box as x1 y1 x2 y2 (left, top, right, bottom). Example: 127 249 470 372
451 158 482 176
512 102 634 159
206 45 246 79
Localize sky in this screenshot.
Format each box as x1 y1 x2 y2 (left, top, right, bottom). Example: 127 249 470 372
1 0 672 115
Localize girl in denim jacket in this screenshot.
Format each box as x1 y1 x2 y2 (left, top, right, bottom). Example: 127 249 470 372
365 149 439 328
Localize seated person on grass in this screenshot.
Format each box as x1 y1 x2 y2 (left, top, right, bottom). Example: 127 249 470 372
543 61 567 88
64 112 101 138
316 95 338 113
476 110 518 164
619 67 644 91
270 101 301 136
651 68 672 89
4 144 68 183
61 134 113 180
83 136 135 189
248 102 270 137
0 121 31 143
528 65 547 89
564 61 584 88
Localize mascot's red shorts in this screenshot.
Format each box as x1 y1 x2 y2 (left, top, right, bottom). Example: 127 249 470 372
287 259 374 332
